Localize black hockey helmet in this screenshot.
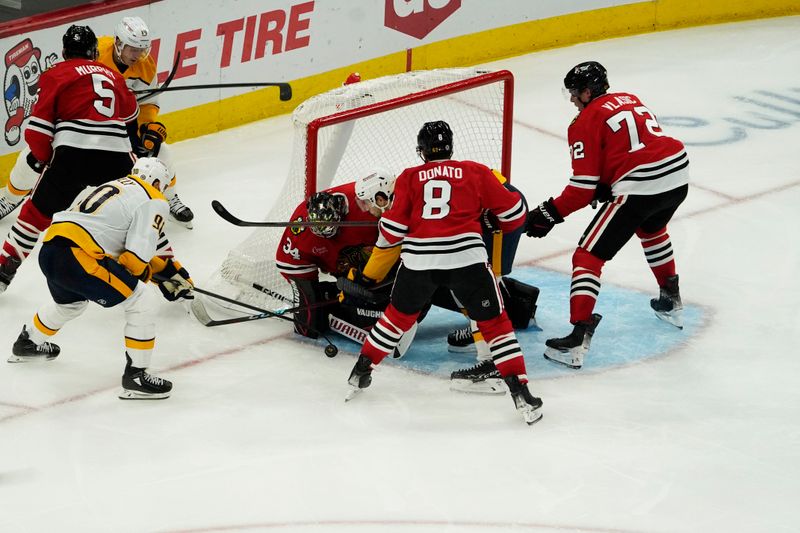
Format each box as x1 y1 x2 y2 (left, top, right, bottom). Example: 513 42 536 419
62 25 98 60
307 191 347 238
564 61 609 99
416 120 453 161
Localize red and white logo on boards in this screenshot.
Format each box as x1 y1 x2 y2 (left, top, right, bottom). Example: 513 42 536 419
385 0 462 39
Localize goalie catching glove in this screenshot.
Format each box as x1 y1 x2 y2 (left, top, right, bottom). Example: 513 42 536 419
137 121 167 157
151 257 193 301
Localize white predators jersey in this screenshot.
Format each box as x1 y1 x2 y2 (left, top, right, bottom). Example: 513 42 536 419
45 176 170 263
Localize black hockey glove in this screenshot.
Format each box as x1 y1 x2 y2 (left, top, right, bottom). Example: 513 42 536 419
525 198 563 238
25 151 46 173
337 268 387 308
156 259 193 301
137 121 167 157
480 210 501 233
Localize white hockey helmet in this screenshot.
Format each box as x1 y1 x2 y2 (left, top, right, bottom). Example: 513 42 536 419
114 16 152 55
355 167 396 212
132 157 170 192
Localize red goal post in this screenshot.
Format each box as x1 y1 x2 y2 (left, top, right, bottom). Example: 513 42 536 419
202 67 516 316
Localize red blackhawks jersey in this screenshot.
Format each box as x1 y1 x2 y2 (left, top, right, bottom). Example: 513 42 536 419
25 59 138 163
276 182 379 281
553 91 689 218
378 160 526 271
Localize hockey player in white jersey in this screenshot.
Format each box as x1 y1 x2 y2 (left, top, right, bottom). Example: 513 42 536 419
8 158 192 399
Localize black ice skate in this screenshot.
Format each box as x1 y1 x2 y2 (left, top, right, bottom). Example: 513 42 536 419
650 275 683 329
0 195 22 221
8 325 60 363
119 354 172 400
0 255 21 293
447 325 476 353
168 193 194 229
345 354 374 401
449 358 506 394
543 313 602 369
504 375 543 425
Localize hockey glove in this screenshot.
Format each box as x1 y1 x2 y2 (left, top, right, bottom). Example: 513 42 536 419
138 122 167 157
480 210 501 233
525 198 563 238
25 151 46 173
155 258 193 301
337 268 386 308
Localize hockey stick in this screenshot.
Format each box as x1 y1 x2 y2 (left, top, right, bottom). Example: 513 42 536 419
136 52 181 103
212 200 378 228
193 297 340 328
156 276 340 357
135 82 292 101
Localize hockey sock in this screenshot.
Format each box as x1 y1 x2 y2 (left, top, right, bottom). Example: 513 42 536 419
637 227 676 287
27 301 88 344
361 304 419 365
477 313 527 383
123 283 157 368
570 247 605 324
1 199 51 263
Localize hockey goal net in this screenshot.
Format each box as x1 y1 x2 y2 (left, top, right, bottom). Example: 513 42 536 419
202 67 514 315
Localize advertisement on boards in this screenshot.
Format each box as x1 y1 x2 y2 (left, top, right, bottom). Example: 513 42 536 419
0 0 643 156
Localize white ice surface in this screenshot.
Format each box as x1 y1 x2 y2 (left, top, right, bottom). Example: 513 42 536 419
1 16 799 533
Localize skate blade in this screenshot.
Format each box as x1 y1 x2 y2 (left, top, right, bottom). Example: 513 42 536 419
543 347 583 369
344 387 363 402
449 378 506 395
654 309 683 329
170 216 194 230
522 409 543 426
447 344 478 354
7 354 58 363
118 389 171 400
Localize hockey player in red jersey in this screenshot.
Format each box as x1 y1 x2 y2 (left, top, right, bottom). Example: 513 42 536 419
342 120 543 425
276 169 394 341
0 25 138 294
526 61 689 369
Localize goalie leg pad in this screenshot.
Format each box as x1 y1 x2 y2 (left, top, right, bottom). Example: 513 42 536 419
501 276 540 330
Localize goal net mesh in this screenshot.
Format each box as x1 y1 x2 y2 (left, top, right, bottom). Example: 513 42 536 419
201 67 512 316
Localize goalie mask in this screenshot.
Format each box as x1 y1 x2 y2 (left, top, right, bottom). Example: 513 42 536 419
131 157 170 193
307 192 347 238
355 167 395 213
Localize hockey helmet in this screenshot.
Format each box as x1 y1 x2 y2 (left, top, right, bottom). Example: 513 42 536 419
416 120 453 161
114 16 152 57
307 192 347 238
355 167 395 213
564 61 609 99
62 25 98 60
132 157 171 193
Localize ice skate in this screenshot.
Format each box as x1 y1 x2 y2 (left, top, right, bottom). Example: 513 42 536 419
119 354 172 399
345 354 373 401
167 193 194 229
8 326 60 363
447 325 477 353
0 255 21 293
543 313 602 369
504 375 543 425
449 358 506 394
651 275 683 329
0 195 22 221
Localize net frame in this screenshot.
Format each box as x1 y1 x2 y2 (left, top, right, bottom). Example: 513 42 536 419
204 68 515 315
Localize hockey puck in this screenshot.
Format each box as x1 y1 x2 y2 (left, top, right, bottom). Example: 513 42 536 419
324 344 338 358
